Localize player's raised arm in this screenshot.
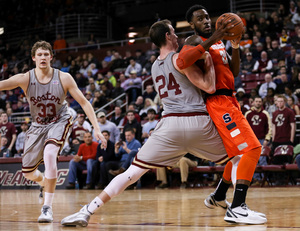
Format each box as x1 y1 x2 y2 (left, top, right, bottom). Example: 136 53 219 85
60 72 107 148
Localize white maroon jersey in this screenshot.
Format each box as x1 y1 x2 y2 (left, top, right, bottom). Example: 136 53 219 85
26 68 69 126
151 52 207 116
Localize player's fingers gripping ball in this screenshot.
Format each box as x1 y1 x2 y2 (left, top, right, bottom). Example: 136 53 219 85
215 13 245 40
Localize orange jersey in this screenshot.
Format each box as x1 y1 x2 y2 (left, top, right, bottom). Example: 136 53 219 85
200 36 235 91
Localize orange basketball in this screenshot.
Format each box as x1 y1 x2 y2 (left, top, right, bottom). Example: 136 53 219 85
215 13 245 40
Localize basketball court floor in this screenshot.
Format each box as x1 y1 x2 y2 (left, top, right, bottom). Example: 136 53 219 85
0 187 299 231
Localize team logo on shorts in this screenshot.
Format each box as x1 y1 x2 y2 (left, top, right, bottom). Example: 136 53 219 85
222 113 232 123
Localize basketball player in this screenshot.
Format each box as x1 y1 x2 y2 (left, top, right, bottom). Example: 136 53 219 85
176 5 266 224
61 19 233 227
0 41 107 223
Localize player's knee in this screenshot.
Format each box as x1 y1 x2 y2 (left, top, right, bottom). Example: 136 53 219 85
23 171 37 181
246 147 261 162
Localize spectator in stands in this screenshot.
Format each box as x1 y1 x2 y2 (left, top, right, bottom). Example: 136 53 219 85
109 128 141 176
61 62 70 73
258 73 277 99
263 35 273 53
141 108 158 144
84 91 93 104
142 85 157 101
99 75 114 91
123 70 142 102
53 34 67 53
288 0 298 18
273 73 289 94
7 90 18 104
92 90 107 111
70 114 88 143
68 60 80 78
118 73 127 89
268 40 285 66
122 110 142 142
134 96 144 113
285 85 298 104
291 27 300 49
139 98 158 120
142 54 157 75
245 96 272 147
97 60 110 75
240 52 256 74
106 71 117 88
79 60 90 78
95 111 120 144
156 154 199 189
93 130 118 189
0 112 17 157
287 47 297 74
252 42 264 61
124 58 142 77
66 131 98 189
123 50 134 68
135 49 146 67
74 72 88 89
14 100 25 113
103 50 113 63
110 106 124 128
272 13 284 34
15 122 29 157
279 28 291 48
87 63 98 78
0 136 9 157
87 33 98 49
110 81 125 105
110 51 125 72
122 104 141 126
287 96 300 115
252 51 273 73
73 111 92 132
247 13 260 37
272 95 295 153
239 32 253 51
292 6 300 25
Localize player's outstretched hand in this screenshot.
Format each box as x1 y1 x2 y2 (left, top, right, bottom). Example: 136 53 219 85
95 131 107 148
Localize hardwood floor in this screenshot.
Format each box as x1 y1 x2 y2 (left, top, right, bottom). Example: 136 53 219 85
0 187 299 230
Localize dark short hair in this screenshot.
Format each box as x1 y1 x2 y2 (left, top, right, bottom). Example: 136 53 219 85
149 19 172 48
124 127 135 134
147 108 156 114
102 130 110 136
126 110 135 115
186 5 207 23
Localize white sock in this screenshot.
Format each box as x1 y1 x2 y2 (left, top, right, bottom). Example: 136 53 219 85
44 192 54 207
87 197 104 214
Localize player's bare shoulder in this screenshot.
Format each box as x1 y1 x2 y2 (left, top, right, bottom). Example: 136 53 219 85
184 35 203 46
59 71 76 90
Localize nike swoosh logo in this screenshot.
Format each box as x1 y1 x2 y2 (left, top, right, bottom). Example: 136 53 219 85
218 204 227 209
234 212 248 217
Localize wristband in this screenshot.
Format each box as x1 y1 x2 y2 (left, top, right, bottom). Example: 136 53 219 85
196 44 205 54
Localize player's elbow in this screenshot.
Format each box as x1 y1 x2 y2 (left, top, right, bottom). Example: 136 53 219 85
204 85 216 94
176 57 186 70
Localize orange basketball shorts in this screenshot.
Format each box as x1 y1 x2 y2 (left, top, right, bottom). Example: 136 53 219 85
206 95 261 158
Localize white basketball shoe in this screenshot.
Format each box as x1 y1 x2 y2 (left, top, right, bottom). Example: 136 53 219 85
61 204 92 227
204 193 231 210
38 205 53 223
224 203 267 224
